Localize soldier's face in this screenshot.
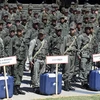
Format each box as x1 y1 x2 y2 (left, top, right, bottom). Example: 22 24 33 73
85 28 90 34
52 21 56 26
7 23 12 27
10 31 15 37
42 19 47 24
56 30 62 36
60 18 65 23
77 24 82 29
38 33 45 40
4 5 8 10
9 9 13 13
17 30 23 36
28 10 32 14
70 29 75 35
4 16 8 21
18 6 23 10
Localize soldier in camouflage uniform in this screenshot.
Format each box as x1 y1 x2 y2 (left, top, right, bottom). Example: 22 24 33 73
63 25 77 91
3 26 16 75
0 37 4 73
77 25 93 89
28 29 48 93
0 20 7 40
49 25 64 72
13 26 26 95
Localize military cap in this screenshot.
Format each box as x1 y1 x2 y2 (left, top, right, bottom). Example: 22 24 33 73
84 24 91 29
3 12 8 17
4 2 8 6
9 26 16 32
51 16 57 21
55 25 62 30
71 2 75 5
0 20 3 24
9 5 13 9
28 6 33 10
70 25 76 30
6 19 11 23
34 11 38 14
76 19 82 24
32 20 39 24
17 3 22 6
52 4 59 8
38 29 45 34
91 7 96 11
90 14 96 18
61 7 66 12
51 8 55 12
15 16 21 21
13 4 17 8
94 4 99 8
22 15 27 20
17 25 24 31
64 8 68 13
83 14 89 19
42 16 47 20
60 15 65 19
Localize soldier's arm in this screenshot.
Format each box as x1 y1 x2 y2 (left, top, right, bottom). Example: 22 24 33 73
0 38 4 57
28 39 36 62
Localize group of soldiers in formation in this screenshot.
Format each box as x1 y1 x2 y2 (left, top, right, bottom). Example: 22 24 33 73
0 1 100 95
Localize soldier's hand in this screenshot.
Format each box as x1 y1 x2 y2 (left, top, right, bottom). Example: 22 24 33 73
29 61 34 69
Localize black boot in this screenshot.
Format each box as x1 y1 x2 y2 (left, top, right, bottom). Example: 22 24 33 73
13 86 19 95
68 82 75 91
17 85 25 95
64 81 69 91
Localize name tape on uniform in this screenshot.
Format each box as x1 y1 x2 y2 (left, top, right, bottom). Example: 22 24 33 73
46 55 68 64
0 56 17 67
93 54 100 62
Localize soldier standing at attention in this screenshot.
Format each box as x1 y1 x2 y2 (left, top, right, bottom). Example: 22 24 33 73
28 29 48 93
77 25 93 89
13 26 26 95
49 25 64 72
63 25 77 91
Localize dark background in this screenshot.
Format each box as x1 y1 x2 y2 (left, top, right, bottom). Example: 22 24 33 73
4 0 100 4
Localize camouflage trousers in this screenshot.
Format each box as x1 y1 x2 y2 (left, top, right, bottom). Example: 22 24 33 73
31 59 46 88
